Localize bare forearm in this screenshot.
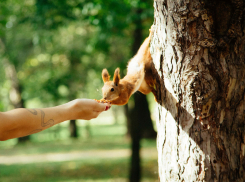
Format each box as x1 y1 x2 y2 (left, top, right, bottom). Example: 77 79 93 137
0 99 110 141
0 104 71 141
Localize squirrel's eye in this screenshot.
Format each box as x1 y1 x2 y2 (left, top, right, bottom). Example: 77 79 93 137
111 88 114 92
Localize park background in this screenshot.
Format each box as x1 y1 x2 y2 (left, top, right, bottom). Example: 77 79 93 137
0 0 158 181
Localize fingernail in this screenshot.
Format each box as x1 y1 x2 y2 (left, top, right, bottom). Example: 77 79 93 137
105 106 110 111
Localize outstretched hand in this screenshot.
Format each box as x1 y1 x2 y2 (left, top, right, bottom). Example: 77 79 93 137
68 99 111 120
0 98 111 141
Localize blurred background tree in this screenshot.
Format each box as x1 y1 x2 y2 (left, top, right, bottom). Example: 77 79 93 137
0 0 157 181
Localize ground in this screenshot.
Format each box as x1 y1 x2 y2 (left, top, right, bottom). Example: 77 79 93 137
0 130 158 182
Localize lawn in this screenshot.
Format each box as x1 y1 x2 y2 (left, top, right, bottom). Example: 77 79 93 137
0 122 158 182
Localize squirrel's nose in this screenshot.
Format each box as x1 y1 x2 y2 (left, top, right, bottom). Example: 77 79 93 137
104 97 107 100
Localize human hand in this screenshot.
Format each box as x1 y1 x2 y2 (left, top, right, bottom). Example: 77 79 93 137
69 99 111 120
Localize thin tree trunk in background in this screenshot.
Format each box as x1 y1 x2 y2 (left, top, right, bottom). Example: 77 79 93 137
128 2 157 180
129 7 143 180
4 59 30 143
124 104 131 138
139 93 157 139
69 119 78 138
68 51 80 138
129 93 142 182
151 0 245 181
128 0 157 180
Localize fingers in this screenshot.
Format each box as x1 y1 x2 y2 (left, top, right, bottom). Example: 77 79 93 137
68 99 111 120
94 102 111 112
89 111 101 120
84 99 111 112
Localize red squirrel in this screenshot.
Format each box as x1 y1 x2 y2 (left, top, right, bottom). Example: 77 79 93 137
100 29 157 105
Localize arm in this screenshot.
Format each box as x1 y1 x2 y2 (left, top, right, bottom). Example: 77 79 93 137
0 99 110 141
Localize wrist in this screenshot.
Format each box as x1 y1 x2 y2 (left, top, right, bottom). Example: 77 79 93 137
56 101 75 122
63 99 80 120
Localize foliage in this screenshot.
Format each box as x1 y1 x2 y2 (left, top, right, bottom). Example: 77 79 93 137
0 0 153 108
0 1 155 180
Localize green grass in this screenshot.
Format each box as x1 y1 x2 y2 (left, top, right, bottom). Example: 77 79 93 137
0 139 158 182
0 158 128 182
0 122 127 149
0 157 158 182
0 122 158 181
0 136 130 156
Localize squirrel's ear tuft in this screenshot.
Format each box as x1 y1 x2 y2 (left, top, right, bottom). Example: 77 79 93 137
102 69 110 83
113 68 120 86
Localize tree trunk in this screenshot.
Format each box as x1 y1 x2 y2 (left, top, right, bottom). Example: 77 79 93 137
128 2 157 181
151 0 245 181
68 51 81 139
139 93 157 139
129 93 142 182
129 7 143 182
4 59 30 143
69 119 78 138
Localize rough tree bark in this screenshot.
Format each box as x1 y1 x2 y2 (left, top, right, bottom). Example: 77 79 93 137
151 0 245 181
